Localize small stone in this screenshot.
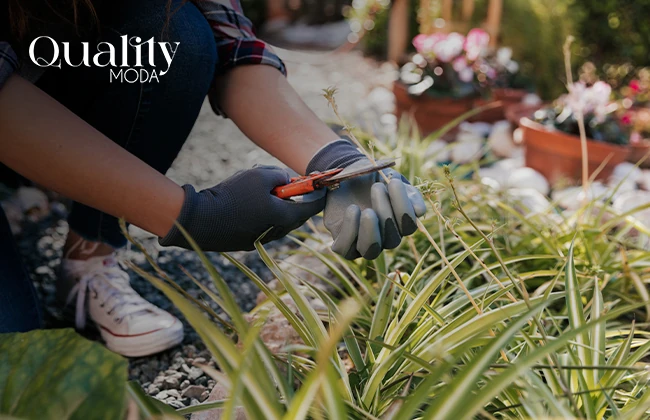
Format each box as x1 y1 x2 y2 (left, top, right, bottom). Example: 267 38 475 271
190 398 200 406
611 162 642 185
193 357 206 364
200 391 209 402
165 369 181 377
182 385 207 400
488 120 517 158
147 384 161 395
154 390 169 400
506 167 550 195
185 344 198 358
35 266 52 275
163 377 180 389
187 366 204 381
191 383 246 420
424 139 451 163
451 137 483 164
17 187 49 219
180 380 190 390
167 399 185 409
507 188 552 216
166 389 181 399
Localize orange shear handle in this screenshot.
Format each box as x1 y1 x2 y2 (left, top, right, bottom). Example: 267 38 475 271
272 177 316 199
271 168 343 199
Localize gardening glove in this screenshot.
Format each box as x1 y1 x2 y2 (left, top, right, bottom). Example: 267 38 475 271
159 165 326 252
307 140 427 260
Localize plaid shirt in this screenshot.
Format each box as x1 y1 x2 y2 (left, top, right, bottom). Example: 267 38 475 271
0 0 286 110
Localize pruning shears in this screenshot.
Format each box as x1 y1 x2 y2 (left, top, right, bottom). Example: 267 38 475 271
272 159 396 199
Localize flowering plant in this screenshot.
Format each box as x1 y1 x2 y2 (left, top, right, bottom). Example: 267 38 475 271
399 29 493 99
484 47 532 90
580 62 650 106
534 81 630 145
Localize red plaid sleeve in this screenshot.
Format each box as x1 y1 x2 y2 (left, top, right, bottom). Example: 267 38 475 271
195 0 287 76
0 42 18 92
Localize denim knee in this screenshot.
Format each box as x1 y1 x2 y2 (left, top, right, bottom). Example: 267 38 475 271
160 0 218 92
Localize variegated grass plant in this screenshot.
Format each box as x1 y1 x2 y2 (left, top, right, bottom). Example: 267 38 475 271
124 104 650 419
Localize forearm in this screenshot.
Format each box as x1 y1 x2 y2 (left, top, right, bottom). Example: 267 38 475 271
0 76 184 237
213 65 339 174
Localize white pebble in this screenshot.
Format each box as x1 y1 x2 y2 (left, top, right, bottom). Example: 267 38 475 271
506 167 550 195
551 182 609 210
613 190 650 214
639 170 650 191
494 156 525 172
459 121 492 138
451 138 483 163
613 191 650 248
610 162 642 185
488 120 518 158
507 188 552 216
425 139 451 163
456 130 484 143
478 166 510 188
17 187 48 214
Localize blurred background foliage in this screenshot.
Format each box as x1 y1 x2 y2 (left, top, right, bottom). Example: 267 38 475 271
246 0 650 100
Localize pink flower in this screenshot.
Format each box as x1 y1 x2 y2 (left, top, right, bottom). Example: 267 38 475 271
591 81 612 103
564 81 613 122
464 28 490 61
412 33 446 56
630 79 641 93
433 32 465 63
459 67 474 82
452 56 468 72
621 113 633 125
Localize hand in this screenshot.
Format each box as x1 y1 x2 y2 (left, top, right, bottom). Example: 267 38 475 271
159 166 326 252
306 140 427 260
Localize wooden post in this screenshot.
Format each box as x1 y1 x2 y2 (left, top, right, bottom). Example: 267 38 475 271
388 0 410 63
485 0 502 46
462 0 474 21
441 0 452 23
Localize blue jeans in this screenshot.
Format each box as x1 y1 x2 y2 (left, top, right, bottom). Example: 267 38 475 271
0 0 217 332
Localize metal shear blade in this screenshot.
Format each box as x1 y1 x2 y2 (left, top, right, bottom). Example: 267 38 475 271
323 158 396 185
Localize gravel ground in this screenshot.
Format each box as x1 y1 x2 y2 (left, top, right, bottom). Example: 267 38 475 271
7 48 396 410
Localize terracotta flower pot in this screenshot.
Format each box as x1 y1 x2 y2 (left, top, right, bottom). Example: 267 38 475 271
477 88 528 122
520 117 630 184
393 81 476 135
505 102 542 128
393 82 529 135
628 140 650 168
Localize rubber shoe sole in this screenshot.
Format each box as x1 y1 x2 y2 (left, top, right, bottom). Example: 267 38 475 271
99 318 184 357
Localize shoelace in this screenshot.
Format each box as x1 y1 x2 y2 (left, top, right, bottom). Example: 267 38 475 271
65 265 153 330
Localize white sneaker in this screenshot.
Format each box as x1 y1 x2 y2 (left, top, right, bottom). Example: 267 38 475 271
58 254 184 357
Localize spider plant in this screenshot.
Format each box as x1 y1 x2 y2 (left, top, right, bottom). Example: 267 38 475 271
126 112 650 418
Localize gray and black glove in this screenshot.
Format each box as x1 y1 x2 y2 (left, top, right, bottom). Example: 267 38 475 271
159 165 326 252
307 140 427 260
